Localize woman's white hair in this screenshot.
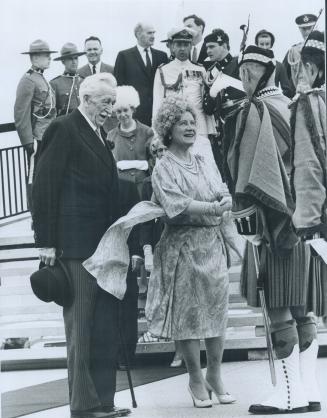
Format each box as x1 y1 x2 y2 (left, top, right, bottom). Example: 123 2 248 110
79 73 117 102
112 85 140 111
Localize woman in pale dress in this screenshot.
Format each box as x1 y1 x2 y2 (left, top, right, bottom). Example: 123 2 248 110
147 95 235 407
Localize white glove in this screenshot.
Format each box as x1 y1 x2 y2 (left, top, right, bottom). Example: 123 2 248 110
39 247 56 266
143 245 154 272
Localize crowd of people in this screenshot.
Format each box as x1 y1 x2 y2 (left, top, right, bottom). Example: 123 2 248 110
12 10 326 418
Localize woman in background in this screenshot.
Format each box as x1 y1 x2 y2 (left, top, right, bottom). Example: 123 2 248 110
107 85 153 198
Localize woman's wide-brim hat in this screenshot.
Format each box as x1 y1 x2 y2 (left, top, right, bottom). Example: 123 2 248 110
30 259 73 307
54 42 86 61
21 39 57 55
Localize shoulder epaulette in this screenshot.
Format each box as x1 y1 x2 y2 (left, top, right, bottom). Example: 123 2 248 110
157 62 168 69
50 75 61 82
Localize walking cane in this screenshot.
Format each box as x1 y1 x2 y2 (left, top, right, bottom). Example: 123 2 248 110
252 244 277 386
119 308 137 408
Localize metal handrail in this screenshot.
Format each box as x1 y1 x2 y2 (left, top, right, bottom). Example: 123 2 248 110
0 144 29 220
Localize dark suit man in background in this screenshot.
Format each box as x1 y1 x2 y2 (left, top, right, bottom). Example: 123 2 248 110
255 29 293 98
32 73 130 418
114 22 168 126
183 14 208 64
78 36 114 78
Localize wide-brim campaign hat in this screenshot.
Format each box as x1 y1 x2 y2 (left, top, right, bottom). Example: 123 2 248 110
30 259 73 307
21 39 57 55
295 14 317 28
54 42 86 61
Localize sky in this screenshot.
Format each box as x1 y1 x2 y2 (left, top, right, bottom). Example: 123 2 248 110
0 0 325 133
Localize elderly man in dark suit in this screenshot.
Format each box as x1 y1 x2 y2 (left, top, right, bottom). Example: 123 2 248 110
78 36 114 78
114 22 168 126
32 73 131 418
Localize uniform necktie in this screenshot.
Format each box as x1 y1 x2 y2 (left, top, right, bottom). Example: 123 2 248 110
192 46 198 62
92 65 96 74
144 48 152 73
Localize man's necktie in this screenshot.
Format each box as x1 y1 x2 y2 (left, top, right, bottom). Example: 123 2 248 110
92 65 96 74
192 46 198 62
144 48 152 74
95 128 104 145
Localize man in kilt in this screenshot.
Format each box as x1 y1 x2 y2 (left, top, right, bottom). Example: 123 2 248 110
224 45 321 414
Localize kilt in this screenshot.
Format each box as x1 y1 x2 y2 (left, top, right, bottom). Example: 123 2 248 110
241 241 310 309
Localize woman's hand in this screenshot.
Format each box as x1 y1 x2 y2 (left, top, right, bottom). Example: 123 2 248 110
39 248 56 266
219 196 232 212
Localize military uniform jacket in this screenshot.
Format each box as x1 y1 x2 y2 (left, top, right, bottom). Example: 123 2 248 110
152 58 216 136
50 73 83 116
203 54 245 120
14 69 56 146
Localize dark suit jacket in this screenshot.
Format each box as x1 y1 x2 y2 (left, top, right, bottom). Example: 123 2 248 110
197 42 208 65
32 109 119 259
275 60 293 98
114 46 168 126
77 62 114 78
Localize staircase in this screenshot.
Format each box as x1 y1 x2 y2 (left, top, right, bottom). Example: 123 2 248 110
1 214 327 370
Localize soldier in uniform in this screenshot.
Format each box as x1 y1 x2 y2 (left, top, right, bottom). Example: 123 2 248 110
14 39 57 162
282 14 318 97
152 27 216 138
201 29 245 177
50 43 86 116
14 39 57 211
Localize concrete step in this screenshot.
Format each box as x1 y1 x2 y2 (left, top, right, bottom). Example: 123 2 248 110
0 310 263 339
3 333 327 371
0 247 38 262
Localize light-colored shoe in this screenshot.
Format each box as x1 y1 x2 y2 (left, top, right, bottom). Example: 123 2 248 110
205 380 236 404
187 386 213 408
170 358 183 368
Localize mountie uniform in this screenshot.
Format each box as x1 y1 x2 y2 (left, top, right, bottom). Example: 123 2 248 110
14 68 56 147
50 73 84 116
152 59 216 136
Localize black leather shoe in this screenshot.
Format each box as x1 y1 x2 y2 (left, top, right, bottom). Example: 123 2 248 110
249 404 309 414
102 406 132 416
71 409 117 418
308 401 321 412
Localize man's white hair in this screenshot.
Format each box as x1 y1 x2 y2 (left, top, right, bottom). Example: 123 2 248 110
79 73 117 101
113 86 140 111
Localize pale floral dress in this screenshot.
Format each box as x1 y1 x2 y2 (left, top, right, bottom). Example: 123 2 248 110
146 151 230 340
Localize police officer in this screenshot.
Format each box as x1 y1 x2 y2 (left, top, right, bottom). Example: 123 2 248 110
51 43 86 116
152 27 216 137
282 14 318 97
14 39 57 161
